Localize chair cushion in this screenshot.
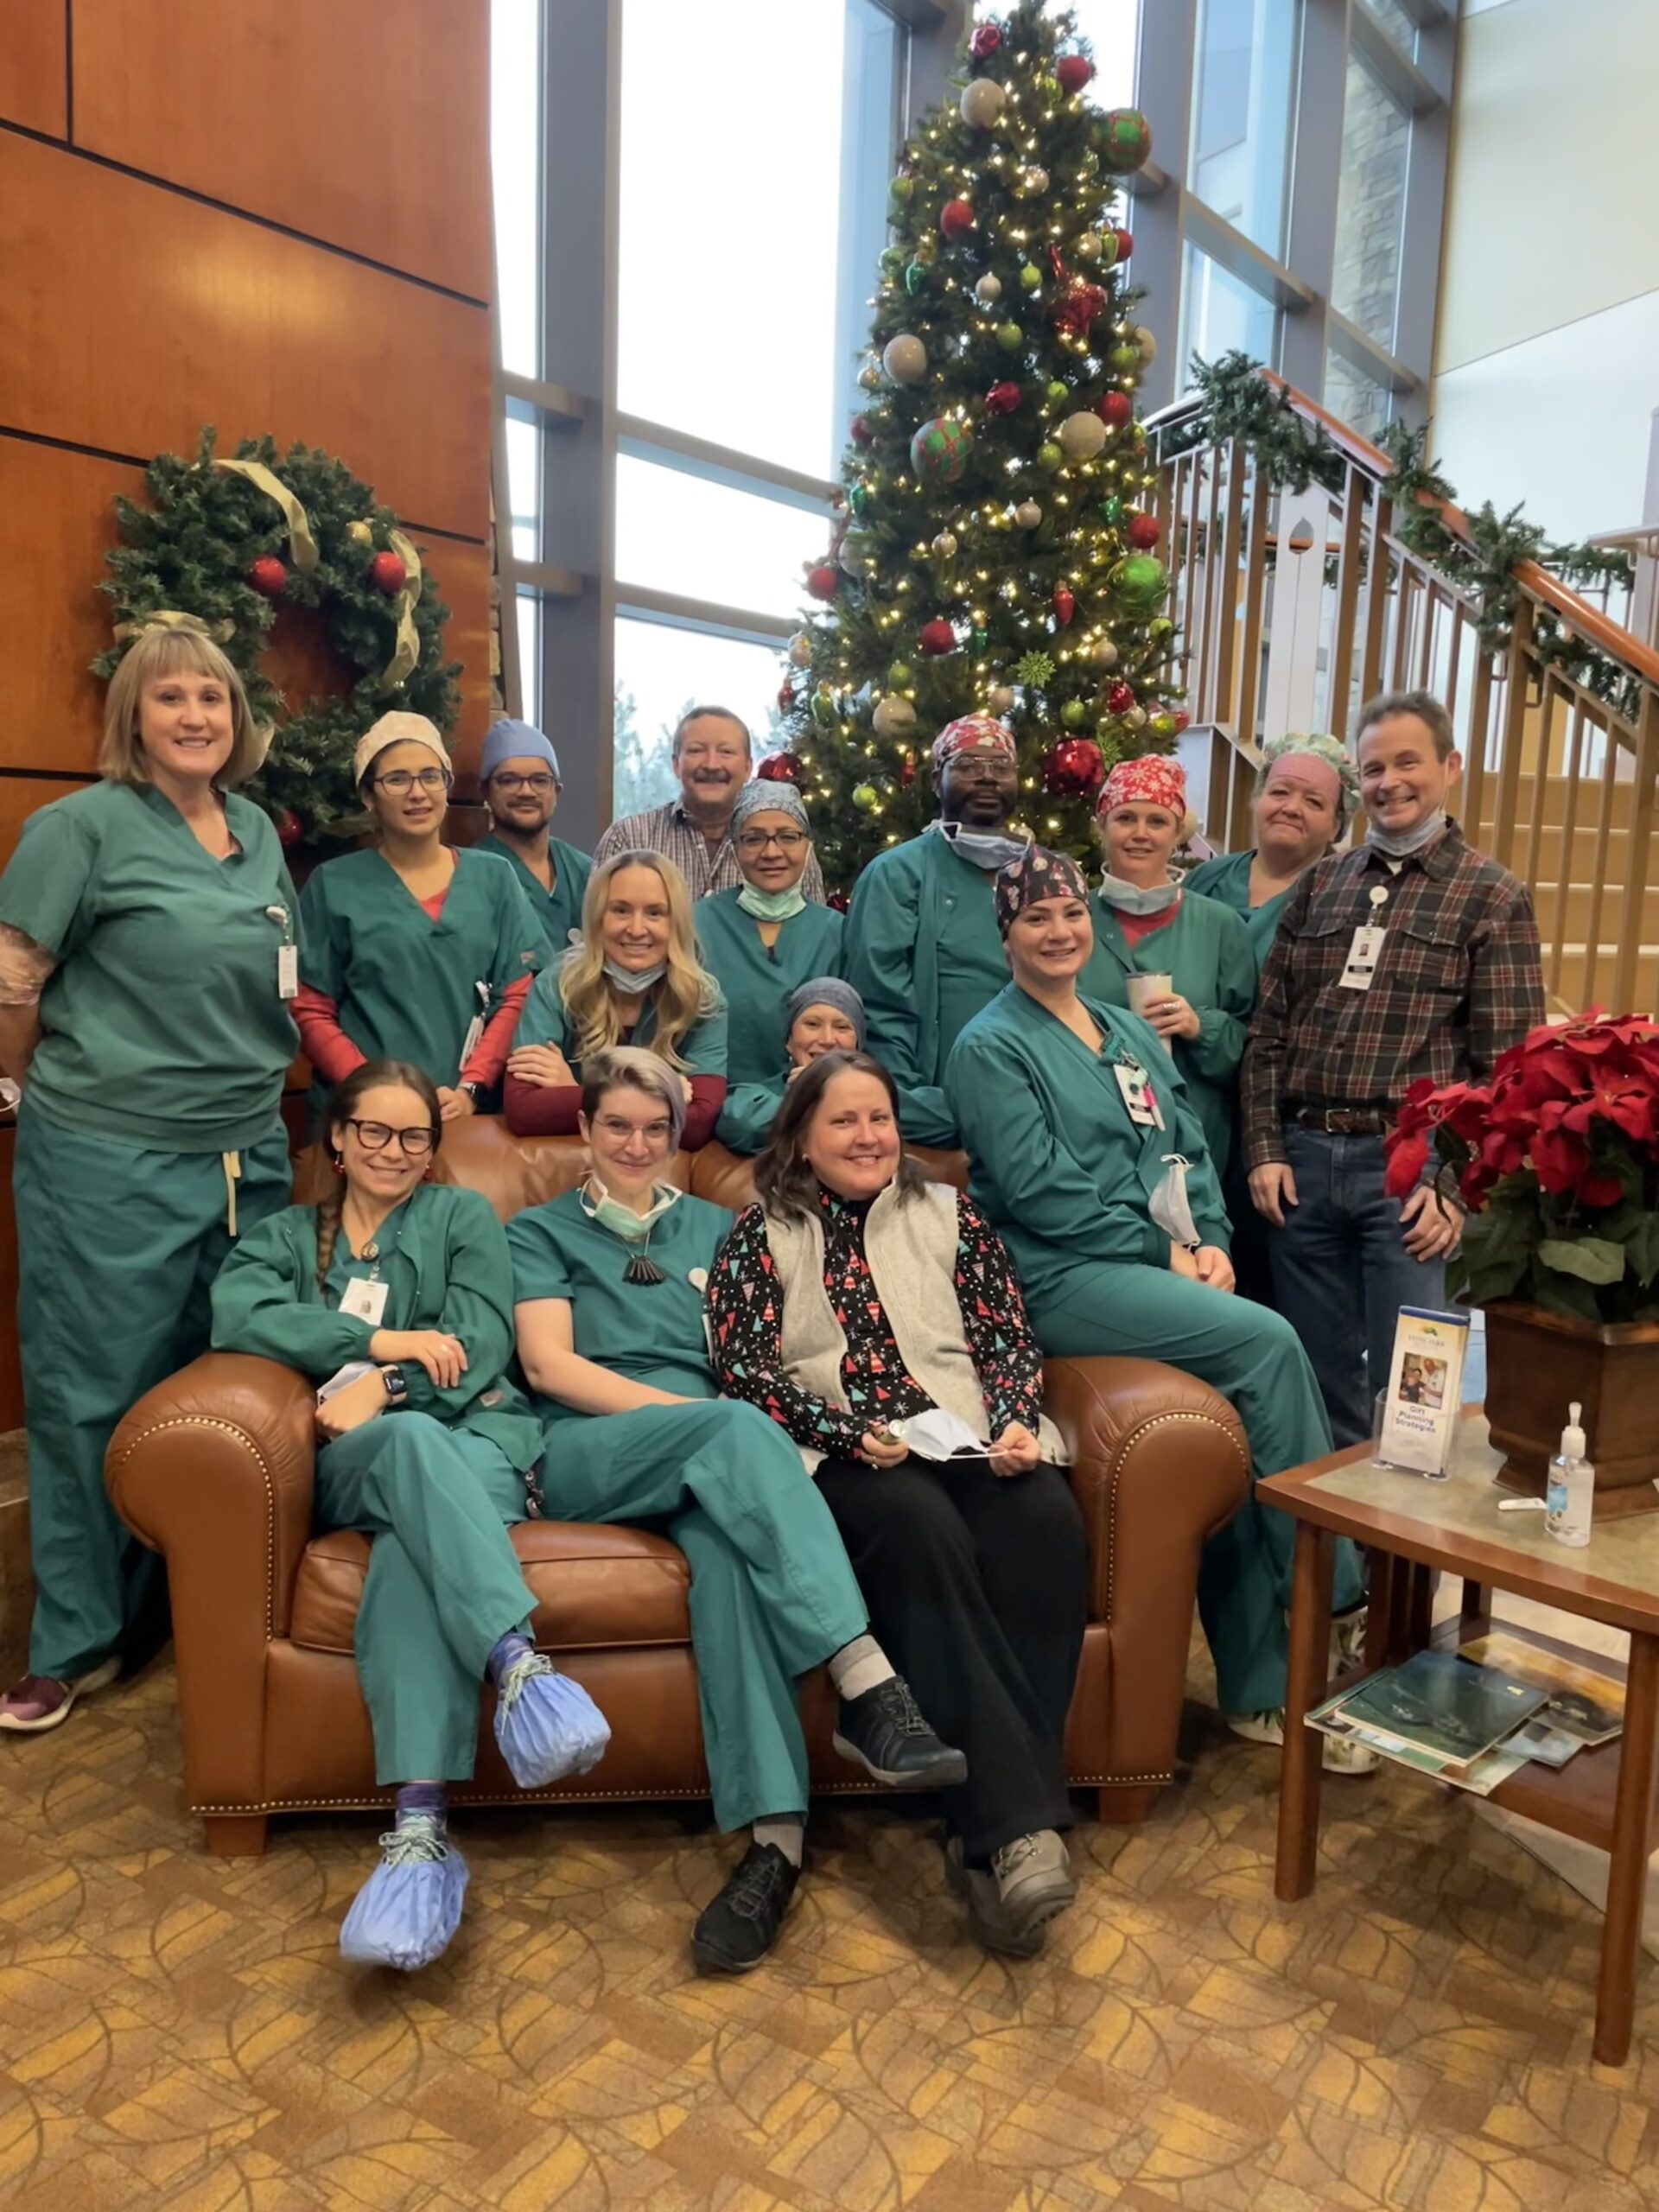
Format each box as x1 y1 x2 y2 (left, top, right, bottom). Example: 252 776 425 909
289 1519 693 1655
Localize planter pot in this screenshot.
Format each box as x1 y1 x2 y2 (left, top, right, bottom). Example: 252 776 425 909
1483 1300 1659 1517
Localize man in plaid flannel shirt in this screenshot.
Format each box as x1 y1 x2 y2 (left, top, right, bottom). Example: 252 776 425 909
1242 689 1545 1446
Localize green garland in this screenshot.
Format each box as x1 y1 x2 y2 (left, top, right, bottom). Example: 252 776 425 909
1167 353 1642 717
94 429 461 842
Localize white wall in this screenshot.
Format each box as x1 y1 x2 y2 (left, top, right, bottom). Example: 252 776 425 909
1432 0 1659 540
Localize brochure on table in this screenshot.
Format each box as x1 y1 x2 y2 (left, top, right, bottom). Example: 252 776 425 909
1374 1306 1470 1477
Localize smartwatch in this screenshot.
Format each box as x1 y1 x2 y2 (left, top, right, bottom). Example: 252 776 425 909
459 1080 484 1105
379 1364 409 1409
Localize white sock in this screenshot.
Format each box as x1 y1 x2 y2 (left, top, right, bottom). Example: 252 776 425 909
826 1633 894 1701
753 1815 805 1867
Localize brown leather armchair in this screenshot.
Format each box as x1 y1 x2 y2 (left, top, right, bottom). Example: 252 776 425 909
107 1120 1250 1855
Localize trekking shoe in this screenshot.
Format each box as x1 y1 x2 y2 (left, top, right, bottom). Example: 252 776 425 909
340 1815 469 1971
945 1838 1047 1961
0 1657 120 1734
1227 1708 1381 1774
832 1675 968 1789
990 1830 1077 1936
691 1843 800 1974
493 1651 611 1789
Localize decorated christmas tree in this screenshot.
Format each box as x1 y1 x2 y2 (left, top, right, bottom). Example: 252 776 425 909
772 0 1185 890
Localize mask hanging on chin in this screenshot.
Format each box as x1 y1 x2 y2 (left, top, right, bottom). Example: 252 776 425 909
581 1176 681 1283
925 818 1030 872
1096 870 1181 917
1366 810 1446 858
736 882 808 921
603 957 667 995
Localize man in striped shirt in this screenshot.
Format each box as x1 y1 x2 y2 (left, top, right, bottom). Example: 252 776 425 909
595 705 827 904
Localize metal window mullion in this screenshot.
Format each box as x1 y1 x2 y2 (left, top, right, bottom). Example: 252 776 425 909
1281 0 1347 404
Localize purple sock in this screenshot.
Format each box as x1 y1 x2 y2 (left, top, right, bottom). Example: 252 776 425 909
487 1630 534 1684
394 1782 447 1826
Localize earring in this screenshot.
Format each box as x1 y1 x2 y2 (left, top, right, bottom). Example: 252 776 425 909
422 1163 435 1182
330 1154 345 1179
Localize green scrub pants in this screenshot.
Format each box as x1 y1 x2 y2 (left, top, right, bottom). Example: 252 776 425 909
15 1109 292 1682
315 1414 532 1786
1027 1262 1364 1715
538 1399 868 1833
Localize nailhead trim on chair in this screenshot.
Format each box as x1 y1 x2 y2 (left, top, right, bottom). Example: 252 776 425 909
1097 1408 1249 1625
110 1414 279 1642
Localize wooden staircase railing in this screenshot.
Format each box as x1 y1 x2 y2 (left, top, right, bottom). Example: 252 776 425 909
1145 371 1659 1017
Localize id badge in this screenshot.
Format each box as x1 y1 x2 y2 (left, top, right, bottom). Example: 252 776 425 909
1338 925 1386 991
276 944 299 1001
1114 1059 1163 1128
340 1276 389 1325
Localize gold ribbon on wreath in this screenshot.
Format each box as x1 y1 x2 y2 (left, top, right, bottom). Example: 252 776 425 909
213 457 321 575
112 608 236 645
377 528 423 693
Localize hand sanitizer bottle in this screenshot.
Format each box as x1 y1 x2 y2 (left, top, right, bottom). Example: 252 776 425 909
1545 1402 1593 1548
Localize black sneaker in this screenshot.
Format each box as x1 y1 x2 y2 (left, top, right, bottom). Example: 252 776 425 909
690 1843 801 1974
832 1675 968 1789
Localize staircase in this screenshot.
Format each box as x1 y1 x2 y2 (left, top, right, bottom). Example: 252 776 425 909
1145 372 1659 1017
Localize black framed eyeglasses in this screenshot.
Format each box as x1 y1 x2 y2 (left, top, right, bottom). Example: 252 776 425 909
737 829 808 854
491 772 556 794
345 1118 436 1156
372 767 449 795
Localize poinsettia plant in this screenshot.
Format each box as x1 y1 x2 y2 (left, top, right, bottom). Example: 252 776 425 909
1384 1012 1659 1325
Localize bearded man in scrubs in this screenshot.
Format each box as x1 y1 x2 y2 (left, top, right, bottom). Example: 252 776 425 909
845 715 1029 1147
475 718 593 955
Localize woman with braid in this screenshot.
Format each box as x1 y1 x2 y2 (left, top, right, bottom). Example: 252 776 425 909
210 1058 609 1972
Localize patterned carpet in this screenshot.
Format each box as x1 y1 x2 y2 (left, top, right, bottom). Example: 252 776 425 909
1 1634 1655 2212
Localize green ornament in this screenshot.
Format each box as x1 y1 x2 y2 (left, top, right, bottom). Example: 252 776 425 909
971 626 989 654
849 481 871 515
1077 149 1099 177
905 260 929 296
811 685 836 728
1100 494 1124 524
1036 74 1062 103
880 247 904 278
1109 554 1170 614
995 321 1024 352
1109 343 1141 372
1148 616 1174 641
1061 699 1088 729
1019 264 1043 294
1095 107 1154 175
852 782 879 810
1046 380 1070 404
1036 441 1064 474
1014 650 1057 690
1148 710 1179 739
890 174 915 204
887 660 912 687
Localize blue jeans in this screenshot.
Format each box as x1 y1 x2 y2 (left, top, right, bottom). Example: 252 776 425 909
1266 1127 1446 1451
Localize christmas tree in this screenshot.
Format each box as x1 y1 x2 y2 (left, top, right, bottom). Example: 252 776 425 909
773 0 1186 889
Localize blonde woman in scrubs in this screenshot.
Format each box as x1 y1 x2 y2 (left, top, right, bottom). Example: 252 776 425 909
0 625 300 1732
296 714 550 1127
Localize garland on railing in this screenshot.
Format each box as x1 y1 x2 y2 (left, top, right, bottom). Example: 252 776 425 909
1164 352 1643 716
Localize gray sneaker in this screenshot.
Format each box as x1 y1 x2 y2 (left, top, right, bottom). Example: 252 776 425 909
944 1837 1048 1960
990 1830 1077 1936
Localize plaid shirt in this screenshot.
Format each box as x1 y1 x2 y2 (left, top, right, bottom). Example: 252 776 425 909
1242 821 1545 1170
594 798 828 904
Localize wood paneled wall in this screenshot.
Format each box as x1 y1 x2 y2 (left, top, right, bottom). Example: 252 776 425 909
0 3 497 1427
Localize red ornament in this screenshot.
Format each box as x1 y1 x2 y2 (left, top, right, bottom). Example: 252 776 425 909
248 555 288 598
1042 737 1106 798
1127 512 1162 550
985 380 1022 416
1052 585 1076 626
1096 390 1135 428
370 550 407 594
851 415 874 446
827 889 851 914
899 755 918 787
919 619 957 655
940 198 976 241
756 750 804 784
806 563 841 602
1056 54 1096 94
777 680 796 711
274 806 303 849
1113 228 1135 261
1107 680 1136 714
970 22 1002 59
1052 281 1107 338
1173 710 1191 734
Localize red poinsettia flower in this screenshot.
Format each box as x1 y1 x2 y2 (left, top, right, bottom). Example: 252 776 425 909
1529 1122 1590 1196
1561 1075 1659 1146
1577 1173 1627 1207
1384 1129 1431 1198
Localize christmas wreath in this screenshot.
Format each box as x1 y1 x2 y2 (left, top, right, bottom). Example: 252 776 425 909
94 428 461 844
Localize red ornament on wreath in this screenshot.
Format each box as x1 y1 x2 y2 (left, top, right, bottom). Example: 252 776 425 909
1127 512 1162 550
757 750 804 785
1052 585 1076 626
919 619 957 655
275 805 303 850
985 380 1022 416
970 22 1002 60
1107 680 1136 714
370 550 407 595
248 555 287 598
1042 737 1105 798
1056 54 1096 94
1096 391 1134 428
806 563 841 602
940 198 976 242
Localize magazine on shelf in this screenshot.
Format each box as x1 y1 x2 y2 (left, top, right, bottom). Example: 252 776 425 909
1374 1306 1471 1476
1333 1649 1547 1764
1303 1686 1537 1796
1457 1631 1624 1745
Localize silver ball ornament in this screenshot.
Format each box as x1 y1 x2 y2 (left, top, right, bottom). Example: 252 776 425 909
1020 165 1050 195
1134 324 1158 363
1014 499 1043 529
787 632 813 670
988 684 1016 715
931 531 958 559
1091 638 1119 669
959 79 1008 129
872 695 918 741
1058 410 1109 461
882 333 928 385
1074 232 1101 261
974 272 1003 305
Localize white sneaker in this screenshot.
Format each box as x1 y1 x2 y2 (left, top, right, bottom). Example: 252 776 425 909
1226 1709 1381 1774
1330 1606 1369 1675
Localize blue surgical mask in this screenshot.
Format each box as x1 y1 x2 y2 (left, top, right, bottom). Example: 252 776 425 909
603 958 666 995
926 819 1030 872
1096 871 1182 917
736 882 808 922
1366 810 1446 859
581 1177 680 1245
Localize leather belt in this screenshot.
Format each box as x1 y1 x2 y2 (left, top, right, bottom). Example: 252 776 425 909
1291 1106 1392 1135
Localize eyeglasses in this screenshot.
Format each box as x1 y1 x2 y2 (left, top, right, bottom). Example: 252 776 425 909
372 768 449 795
736 830 808 854
345 1119 436 1155
594 1114 672 1145
491 772 556 794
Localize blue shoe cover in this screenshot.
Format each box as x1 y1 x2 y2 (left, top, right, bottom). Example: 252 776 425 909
340 1815 468 1971
493 1653 611 1789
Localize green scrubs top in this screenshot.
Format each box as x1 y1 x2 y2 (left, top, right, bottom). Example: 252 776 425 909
514 966 728 1078
0 780 301 1151
1185 849 1299 961
211 1181 543 1469
1079 889 1258 1178
844 830 1008 1147
505 1188 734 1419
695 890 844 1088
298 847 545 1094
944 982 1230 1303
477 831 592 957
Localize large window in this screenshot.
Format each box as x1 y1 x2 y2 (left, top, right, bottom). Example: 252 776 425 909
1189 0 1300 259
1180 242 1279 374
1332 50 1411 353
490 0 541 379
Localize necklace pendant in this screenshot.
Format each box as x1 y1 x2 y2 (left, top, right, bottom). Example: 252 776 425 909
624 1250 666 1287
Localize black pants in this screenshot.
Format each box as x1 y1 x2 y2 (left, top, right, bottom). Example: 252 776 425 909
815 1452 1087 1861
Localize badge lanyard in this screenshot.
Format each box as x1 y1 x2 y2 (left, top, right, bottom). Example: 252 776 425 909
1338 883 1389 993
266 903 298 1000
1109 1042 1165 1130
337 1220 402 1326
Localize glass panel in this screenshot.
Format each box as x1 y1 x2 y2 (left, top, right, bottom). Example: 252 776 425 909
505 411 540 563
1324 349 1391 441
1045 1 1139 106
1179 242 1278 378
613 620 785 819
1189 0 1300 258
1362 0 1417 52
614 455 823 623
490 0 541 378
619 0 855 476
516 592 541 728
1332 51 1410 353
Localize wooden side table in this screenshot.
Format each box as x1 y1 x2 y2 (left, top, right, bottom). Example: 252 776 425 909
1262 1412 1659 2067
